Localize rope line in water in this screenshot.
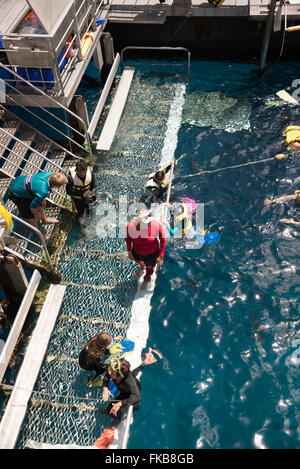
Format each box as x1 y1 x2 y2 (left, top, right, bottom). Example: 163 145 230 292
181 155 285 179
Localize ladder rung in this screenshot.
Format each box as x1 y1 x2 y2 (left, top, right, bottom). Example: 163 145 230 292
0 178 12 198
21 138 52 175
1 130 36 178
0 121 20 158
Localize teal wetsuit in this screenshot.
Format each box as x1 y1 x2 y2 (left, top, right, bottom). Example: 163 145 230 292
10 172 53 209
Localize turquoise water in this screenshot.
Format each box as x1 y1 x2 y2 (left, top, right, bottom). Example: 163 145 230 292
117 60 300 449
15 59 300 449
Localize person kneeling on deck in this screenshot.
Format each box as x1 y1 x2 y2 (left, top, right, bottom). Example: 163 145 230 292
126 209 166 288
66 160 96 217
141 160 175 208
264 190 300 226
8 171 67 241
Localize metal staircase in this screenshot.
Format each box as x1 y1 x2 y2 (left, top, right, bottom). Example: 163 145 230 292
0 105 79 273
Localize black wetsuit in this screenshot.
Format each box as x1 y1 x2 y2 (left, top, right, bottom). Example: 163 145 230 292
103 364 145 420
141 164 173 207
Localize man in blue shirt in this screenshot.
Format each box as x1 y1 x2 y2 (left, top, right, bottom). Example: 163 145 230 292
9 171 68 240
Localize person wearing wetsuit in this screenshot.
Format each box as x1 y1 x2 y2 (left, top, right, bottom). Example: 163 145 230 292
102 359 144 421
141 160 174 207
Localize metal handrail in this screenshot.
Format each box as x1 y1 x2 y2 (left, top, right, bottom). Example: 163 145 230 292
79 0 106 44
10 213 54 271
0 132 69 206
0 127 67 176
0 103 85 164
0 80 86 157
0 63 92 156
120 46 191 74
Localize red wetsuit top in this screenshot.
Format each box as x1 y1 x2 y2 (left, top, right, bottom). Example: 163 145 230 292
126 219 166 258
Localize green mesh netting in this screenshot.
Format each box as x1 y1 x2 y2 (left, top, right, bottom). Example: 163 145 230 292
16 72 180 448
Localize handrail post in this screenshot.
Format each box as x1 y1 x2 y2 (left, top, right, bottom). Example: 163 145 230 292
259 0 278 76
10 213 54 272
120 46 191 75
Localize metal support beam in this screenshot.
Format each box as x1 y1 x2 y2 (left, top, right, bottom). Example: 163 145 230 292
259 0 278 75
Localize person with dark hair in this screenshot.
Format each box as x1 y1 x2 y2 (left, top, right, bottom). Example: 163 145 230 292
141 160 174 207
79 331 120 380
66 160 96 217
102 350 161 421
8 171 68 240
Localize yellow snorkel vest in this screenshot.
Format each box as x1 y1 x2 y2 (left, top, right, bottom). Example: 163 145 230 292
283 126 300 149
161 167 167 187
173 203 193 235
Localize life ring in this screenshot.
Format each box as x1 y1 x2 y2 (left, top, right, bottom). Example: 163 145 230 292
0 204 12 232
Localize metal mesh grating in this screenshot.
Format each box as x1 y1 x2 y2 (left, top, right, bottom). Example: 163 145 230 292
16 70 179 448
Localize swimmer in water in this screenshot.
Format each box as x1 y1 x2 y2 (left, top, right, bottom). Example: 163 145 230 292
264 190 300 226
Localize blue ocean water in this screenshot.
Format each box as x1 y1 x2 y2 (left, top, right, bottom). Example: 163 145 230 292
13 59 300 449
107 60 300 449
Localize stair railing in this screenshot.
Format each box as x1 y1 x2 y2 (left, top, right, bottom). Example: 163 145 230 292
0 63 92 157
8 213 54 272
0 129 69 208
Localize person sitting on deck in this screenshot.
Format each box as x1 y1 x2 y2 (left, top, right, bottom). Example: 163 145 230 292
264 190 300 226
79 331 124 381
66 160 96 218
8 171 67 241
126 209 166 289
141 160 175 208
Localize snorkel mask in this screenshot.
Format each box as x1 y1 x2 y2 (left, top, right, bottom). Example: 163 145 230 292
295 190 300 204
109 358 124 378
